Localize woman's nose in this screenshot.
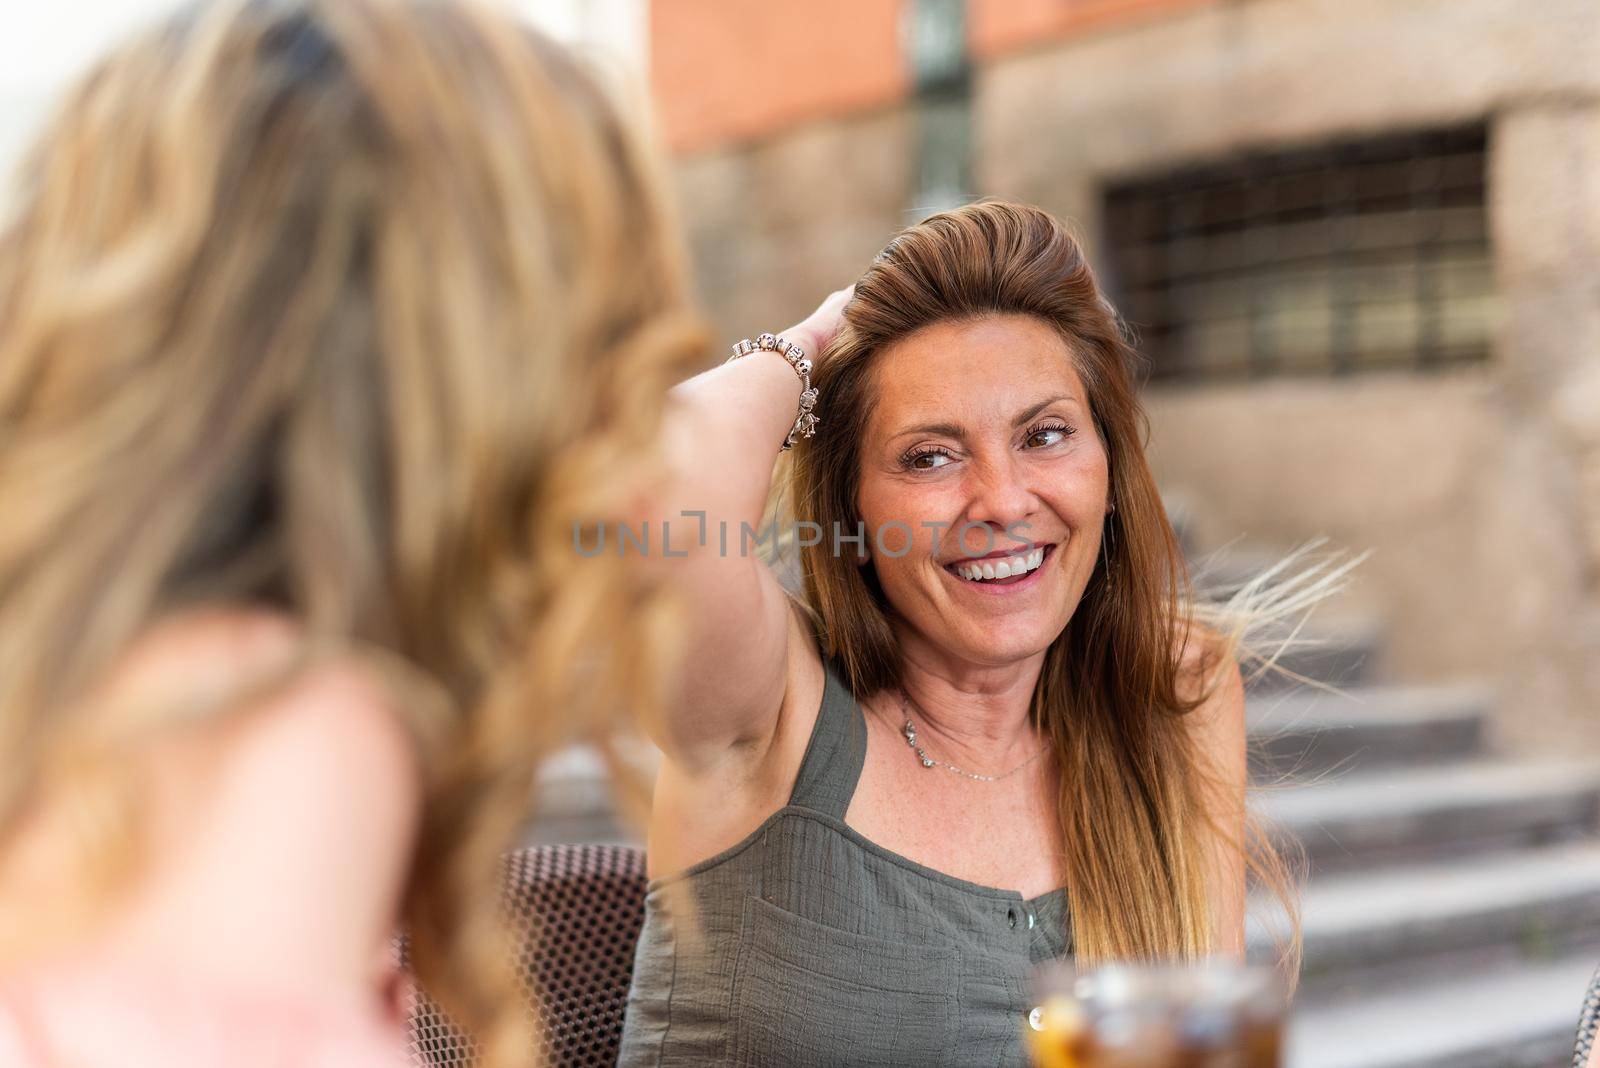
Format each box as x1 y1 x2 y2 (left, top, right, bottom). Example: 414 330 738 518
960 456 1038 548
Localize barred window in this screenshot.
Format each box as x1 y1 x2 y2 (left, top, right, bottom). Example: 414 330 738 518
1101 124 1494 383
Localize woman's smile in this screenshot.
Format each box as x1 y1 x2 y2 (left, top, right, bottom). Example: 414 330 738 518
941 542 1058 596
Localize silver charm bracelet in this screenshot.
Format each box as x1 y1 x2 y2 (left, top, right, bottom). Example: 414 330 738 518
726 332 819 452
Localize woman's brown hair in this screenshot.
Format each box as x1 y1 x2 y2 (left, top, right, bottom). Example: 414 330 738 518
784 198 1363 975
0 0 706 1060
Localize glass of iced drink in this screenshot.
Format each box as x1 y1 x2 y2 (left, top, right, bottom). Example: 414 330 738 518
1024 960 1286 1068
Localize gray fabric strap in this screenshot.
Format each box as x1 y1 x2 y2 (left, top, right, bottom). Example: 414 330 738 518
786 656 868 819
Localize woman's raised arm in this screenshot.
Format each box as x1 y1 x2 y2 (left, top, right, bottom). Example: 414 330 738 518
634 287 852 772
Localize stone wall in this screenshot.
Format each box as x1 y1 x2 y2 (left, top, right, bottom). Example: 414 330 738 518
673 106 918 344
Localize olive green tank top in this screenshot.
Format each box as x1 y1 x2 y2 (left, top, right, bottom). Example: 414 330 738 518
617 655 1073 1067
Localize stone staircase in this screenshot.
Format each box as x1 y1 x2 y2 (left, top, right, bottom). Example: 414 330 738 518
1212 542 1600 1068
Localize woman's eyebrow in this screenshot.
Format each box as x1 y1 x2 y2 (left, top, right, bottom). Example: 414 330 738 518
890 395 1079 443
1012 394 1077 426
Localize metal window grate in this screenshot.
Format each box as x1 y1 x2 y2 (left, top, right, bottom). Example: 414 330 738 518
1101 124 1495 383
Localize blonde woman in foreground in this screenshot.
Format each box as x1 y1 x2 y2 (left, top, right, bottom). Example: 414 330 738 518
620 199 1360 1066
0 0 704 1064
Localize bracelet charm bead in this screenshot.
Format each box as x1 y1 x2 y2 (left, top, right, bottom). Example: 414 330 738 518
726 332 819 452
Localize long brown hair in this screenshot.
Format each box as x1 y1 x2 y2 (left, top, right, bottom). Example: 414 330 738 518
787 199 1360 974
0 0 705 1060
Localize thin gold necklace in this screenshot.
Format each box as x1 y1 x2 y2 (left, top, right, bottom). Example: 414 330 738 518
897 688 1048 783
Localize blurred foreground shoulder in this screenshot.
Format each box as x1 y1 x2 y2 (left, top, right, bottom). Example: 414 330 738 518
104 609 425 993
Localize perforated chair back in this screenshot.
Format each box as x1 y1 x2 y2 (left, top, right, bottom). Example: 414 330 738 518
1577 962 1600 1068
406 844 648 1068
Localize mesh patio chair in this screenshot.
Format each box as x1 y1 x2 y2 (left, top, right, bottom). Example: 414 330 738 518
1578 962 1600 1068
404 844 648 1068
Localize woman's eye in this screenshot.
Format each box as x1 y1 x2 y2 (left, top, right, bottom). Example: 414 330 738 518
1026 423 1075 449
906 449 952 471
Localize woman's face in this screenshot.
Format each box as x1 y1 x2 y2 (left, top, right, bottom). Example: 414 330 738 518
855 313 1111 669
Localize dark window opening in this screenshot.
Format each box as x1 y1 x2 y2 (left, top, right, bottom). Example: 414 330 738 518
1101 124 1494 384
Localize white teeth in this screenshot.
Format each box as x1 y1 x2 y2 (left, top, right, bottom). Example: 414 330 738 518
954 546 1046 582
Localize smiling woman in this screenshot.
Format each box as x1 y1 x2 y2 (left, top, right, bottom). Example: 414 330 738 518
622 198 1359 1068
790 201 1339 965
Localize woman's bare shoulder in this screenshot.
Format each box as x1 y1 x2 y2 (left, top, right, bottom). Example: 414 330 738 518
1170 617 1239 703
101 607 420 833
74 608 421 992
1168 617 1246 796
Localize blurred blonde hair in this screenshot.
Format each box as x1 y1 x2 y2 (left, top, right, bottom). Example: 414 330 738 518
0 0 705 1060
778 199 1367 983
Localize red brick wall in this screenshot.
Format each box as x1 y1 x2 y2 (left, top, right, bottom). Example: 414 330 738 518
968 0 1217 60
650 0 1215 155
649 0 910 155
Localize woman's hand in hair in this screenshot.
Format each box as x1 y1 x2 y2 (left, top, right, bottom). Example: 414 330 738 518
782 285 854 371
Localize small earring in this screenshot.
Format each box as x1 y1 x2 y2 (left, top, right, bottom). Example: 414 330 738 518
1101 512 1116 592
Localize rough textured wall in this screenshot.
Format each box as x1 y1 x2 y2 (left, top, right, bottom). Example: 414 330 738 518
672 107 918 354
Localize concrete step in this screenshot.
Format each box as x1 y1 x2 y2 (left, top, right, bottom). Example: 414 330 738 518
1177 535 1380 692
1285 950 1595 1068
1250 843 1600 993
1248 683 1490 780
1190 544 1301 598
1187 541 1356 602
521 743 651 848
1241 614 1387 693
1256 761 1600 874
